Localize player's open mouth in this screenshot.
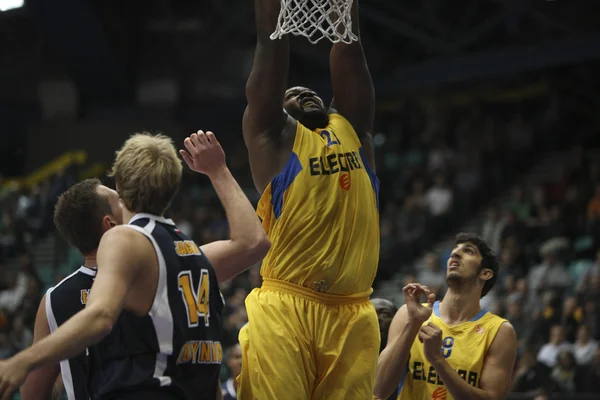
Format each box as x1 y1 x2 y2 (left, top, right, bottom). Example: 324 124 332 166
302 98 319 107
449 261 460 268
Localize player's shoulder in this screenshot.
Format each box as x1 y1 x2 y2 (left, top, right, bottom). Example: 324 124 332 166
51 267 95 292
48 267 95 304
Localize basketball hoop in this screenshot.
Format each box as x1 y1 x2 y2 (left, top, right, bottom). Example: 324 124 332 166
270 0 358 44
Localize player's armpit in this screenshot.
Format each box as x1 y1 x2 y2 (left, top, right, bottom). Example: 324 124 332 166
20 295 61 400
431 322 517 400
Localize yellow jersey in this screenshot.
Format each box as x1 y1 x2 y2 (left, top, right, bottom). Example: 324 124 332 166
397 302 508 400
256 113 380 296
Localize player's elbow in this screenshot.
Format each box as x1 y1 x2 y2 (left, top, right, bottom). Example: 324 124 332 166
89 307 116 341
244 235 271 264
373 383 394 400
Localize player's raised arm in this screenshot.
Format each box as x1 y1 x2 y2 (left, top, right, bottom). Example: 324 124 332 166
180 131 270 282
329 0 375 168
20 294 61 400
374 284 434 399
243 0 290 141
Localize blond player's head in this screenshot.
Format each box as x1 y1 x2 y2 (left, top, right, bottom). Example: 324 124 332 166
109 132 182 216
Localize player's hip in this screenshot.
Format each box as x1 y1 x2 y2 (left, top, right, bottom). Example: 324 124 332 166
257 277 373 305
259 260 378 296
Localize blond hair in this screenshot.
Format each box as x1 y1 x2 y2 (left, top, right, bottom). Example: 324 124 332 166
109 132 182 215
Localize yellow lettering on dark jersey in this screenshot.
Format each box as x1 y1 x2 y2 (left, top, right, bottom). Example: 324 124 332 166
174 240 201 257
309 151 362 176
176 340 222 365
80 289 90 305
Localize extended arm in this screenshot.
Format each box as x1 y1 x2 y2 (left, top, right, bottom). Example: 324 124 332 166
329 0 375 168
20 294 61 400
430 323 517 400
243 0 290 141
374 306 420 399
13 227 144 372
200 166 270 283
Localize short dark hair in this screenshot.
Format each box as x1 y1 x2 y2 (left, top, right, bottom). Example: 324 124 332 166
454 232 499 298
53 178 113 255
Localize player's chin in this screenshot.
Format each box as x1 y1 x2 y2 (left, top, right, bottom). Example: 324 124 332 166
446 271 461 281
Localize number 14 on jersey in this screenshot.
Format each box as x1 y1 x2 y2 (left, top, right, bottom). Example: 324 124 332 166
178 270 210 327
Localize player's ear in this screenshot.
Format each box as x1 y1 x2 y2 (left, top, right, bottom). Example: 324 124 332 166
479 268 493 282
101 215 117 231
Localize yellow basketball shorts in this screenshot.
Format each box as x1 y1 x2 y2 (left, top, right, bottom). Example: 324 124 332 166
237 278 380 400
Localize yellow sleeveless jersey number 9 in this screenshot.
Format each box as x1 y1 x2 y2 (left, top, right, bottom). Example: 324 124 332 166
178 269 210 327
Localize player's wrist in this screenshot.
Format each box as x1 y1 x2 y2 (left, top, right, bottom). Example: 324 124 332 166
206 166 231 181
428 353 446 368
13 349 36 372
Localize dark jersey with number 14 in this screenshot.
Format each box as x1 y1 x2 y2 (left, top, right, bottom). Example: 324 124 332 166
86 213 224 400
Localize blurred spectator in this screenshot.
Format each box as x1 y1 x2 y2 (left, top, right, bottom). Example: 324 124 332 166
8 314 32 352
416 253 445 298
550 350 580 394
537 325 572 368
371 298 396 353
481 207 504 253
425 172 453 220
221 343 242 400
579 348 600 394
573 325 598 366
528 248 572 302
512 349 550 393
561 296 584 342
586 184 600 221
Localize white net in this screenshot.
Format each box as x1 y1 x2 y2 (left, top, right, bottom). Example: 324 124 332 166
270 0 358 44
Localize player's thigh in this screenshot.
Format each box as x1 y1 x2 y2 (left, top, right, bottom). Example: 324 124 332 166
313 301 380 400
237 289 315 400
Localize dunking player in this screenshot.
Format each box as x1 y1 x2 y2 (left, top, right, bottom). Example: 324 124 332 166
0 131 270 399
374 233 517 400
20 179 123 400
239 0 379 398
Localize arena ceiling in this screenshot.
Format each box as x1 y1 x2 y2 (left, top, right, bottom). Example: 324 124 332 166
0 0 599 106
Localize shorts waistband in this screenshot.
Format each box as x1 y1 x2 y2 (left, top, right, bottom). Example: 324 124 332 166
261 278 372 305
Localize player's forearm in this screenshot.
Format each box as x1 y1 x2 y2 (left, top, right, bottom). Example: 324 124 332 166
15 306 112 373
430 358 489 400
254 0 281 41
209 167 269 250
374 323 420 399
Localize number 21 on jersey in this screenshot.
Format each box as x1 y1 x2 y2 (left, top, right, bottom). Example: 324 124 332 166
178 270 210 327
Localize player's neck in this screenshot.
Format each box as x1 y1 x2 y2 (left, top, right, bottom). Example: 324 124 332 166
83 253 98 270
439 289 482 325
123 209 164 224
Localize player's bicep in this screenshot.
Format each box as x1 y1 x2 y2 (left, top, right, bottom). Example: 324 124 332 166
33 294 51 342
200 240 254 283
21 294 61 400
379 305 408 359
479 322 518 400
91 227 145 321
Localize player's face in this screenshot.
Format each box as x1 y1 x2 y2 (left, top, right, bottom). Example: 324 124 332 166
446 242 484 283
226 344 242 378
96 185 123 226
283 86 328 129
372 299 395 334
